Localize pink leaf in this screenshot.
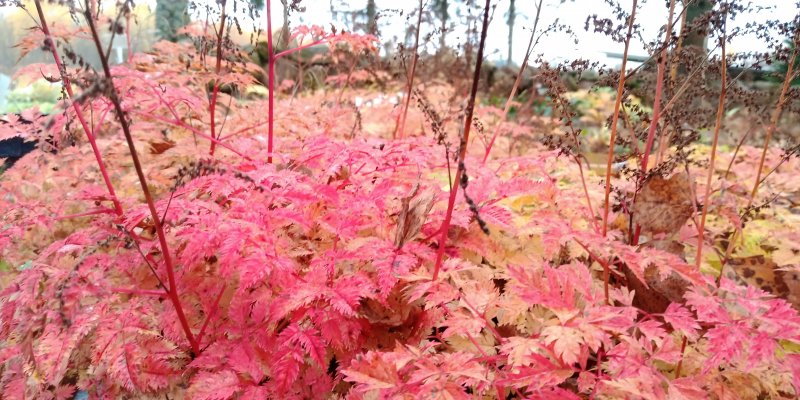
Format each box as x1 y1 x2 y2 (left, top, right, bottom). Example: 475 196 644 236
188 370 240 400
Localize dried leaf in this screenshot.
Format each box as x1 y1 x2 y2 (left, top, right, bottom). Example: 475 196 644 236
148 139 176 154
633 172 694 236
624 241 690 313
724 255 800 309
394 184 435 248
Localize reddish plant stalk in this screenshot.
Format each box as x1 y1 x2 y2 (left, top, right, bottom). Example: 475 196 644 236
747 30 798 206
132 111 252 160
258 12 333 162
670 9 687 86
394 0 424 139
482 0 543 163
125 11 133 64
336 57 359 105
620 109 640 155
432 0 492 281
440 302 509 396
208 0 228 156
695 17 727 269
638 0 675 174
574 239 617 305
601 0 637 237
675 335 688 378
55 208 115 221
197 284 226 345
718 28 798 279
111 287 167 297
723 120 759 178
32 0 123 216
267 0 276 163
84 5 200 355
631 0 675 246
653 125 671 166
576 156 600 234
275 37 331 59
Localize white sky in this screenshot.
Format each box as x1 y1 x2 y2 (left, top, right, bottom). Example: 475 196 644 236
273 0 798 67
3 0 797 67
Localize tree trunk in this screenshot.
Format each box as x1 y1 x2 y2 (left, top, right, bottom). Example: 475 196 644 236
436 0 449 51
280 0 290 49
680 0 711 52
507 0 515 65
367 0 377 34
155 0 189 42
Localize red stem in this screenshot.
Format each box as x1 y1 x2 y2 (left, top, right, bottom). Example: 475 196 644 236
601 0 637 237
695 15 727 269
394 0 423 139
747 29 798 205
209 0 228 156
125 12 132 64
197 284 226 345
263 23 333 158
84 5 199 355
575 156 600 234
459 295 504 342
132 111 252 160
717 27 798 279
631 0 675 246
336 57 359 105
431 0 492 281
33 0 123 216
267 0 276 164
482 0 542 163
275 36 331 60
674 335 688 378
54 208 115 221
638 0 674 175
111 287 167 297
219 118 271 141
574 239 624 305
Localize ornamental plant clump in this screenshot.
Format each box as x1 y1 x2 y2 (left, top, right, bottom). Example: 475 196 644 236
1 0 800 399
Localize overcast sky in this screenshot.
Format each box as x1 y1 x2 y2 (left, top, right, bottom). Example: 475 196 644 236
268 0 798 67
3 0 797 68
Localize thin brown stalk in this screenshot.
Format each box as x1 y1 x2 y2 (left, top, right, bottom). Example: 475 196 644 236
125 11 132 64
394 0 424 139
620 108 640 156
747 30 798 205
631 0 675 246
33 0 123 216
601 0 637 237
638 0 675 174
669 6 688 87
84 3 199 355
196 284 226 346
482 0 543 163
723 116 761 179
431 0 492 281
266 0 276 163
675 336 688 378
576 155 600 234
695 15 727 269
653 123 672 166
336 57 359 104
683 163 701 240
208 0 228 156
717 30 798 282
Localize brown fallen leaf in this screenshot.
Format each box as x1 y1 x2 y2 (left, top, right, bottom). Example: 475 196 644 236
724 255 800 310
633 172 694 236
623 240 690 313
148 138 176 154
394 184 435 249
